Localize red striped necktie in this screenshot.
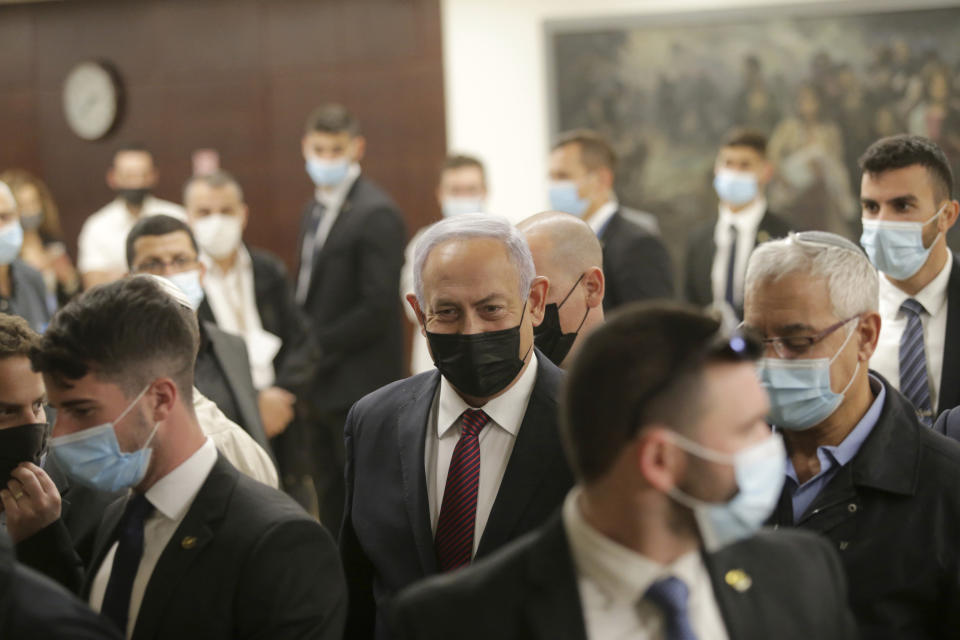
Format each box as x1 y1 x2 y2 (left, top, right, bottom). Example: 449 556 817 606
435 408 490 572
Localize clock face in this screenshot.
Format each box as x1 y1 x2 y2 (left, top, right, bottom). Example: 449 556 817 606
63 62 119 141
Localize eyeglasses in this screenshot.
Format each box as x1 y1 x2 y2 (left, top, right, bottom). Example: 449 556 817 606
743 315 859 358
134 255 197 275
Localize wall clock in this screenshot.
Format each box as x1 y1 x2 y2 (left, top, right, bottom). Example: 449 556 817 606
62 61 121 141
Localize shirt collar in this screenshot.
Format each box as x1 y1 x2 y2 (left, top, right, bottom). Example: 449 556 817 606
200 243 251 278
315 163 361 208
562 487 703 603
437 351 539 438
716 197 767 239
145 437 217 522
878 251 952 318
587 200 618 235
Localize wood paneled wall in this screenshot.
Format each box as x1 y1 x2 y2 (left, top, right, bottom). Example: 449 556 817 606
0 0 446 269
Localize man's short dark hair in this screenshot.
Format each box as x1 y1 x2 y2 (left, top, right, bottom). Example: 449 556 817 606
440 154 486 183
562 302 759 483
722 127 767 157
125 214 199 270
113 142 153 163
859 134 954 201
0 314 41 359
304 104 361 137
552 129 618 175
183 169 244 204
30 276 199 402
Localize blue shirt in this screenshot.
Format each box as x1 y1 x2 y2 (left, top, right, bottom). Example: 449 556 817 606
783 376 886 522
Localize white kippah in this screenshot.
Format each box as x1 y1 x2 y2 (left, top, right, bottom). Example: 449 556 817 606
134 273 192 310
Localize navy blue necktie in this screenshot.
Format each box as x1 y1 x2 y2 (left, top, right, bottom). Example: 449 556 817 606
101 493 154 635
645 576 698 640
295 201 326 304
724 224 738 310
899 298 934 426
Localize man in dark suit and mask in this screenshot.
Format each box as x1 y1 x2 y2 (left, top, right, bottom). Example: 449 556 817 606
394 303 857 640
340 213 574 640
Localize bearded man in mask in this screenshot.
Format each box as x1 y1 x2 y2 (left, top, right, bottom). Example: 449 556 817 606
743 231 960 638
77 144 186 290
340 213 573 640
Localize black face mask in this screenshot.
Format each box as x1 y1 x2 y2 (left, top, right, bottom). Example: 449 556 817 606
117 187 150 207
426 306 530 399
0 423 47 486
534 274 589 366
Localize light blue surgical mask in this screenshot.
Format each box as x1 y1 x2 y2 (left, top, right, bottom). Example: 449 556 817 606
49 385 159 493
548 180 589 217
667 432 786 552
441 197 485 218
757 324 859 430
860 204 946 280
713 169 759 206
0 222 24 266
305 157 350 188
166 269 204 311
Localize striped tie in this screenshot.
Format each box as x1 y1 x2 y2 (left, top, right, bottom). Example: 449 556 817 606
899 298 934 426
435 409 489 572
644 576 698 640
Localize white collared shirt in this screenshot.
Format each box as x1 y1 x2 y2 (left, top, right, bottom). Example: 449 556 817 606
90 437 218 638
870 252 952 409
710 198 767 307
77 196 186 275
425 352 539 553
587 200 619 236
562 489 729 640
201 246 281 390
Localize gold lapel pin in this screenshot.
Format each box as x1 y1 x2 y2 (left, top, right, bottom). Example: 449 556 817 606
725 569 752 593
181 536 198 550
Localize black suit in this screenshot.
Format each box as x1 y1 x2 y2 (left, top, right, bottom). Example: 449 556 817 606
296 175 407 529
194 320 272 457
599 207 674 310
340 353 574 640
392 515 857 640
935 253 960 415
684 209 792 310
84 455 347 640
770 374 960 638
0 532 122 640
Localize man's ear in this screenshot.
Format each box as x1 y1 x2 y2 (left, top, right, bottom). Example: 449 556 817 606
149 378 178 424
239 204 249 232
636 426 686 493
583 266 605 309
528 276 549 327
857 312 882 361
406 293 427 337
758 160 774 186
352 136 367 163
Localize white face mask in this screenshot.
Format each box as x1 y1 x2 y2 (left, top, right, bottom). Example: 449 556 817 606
193 213 244 260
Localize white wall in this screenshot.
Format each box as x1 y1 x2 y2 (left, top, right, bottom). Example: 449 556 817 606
441 0 957 221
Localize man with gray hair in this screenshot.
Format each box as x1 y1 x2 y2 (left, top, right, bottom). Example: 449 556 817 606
517 211 606 368
742 230 960 638
340 213 574 640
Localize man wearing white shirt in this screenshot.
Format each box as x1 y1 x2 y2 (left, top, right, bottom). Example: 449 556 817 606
859 135 960 426
78 145 185 290
33 275 345 640
395 304 856 640
547 129 673 310
340 214 573 640
685 129 791 319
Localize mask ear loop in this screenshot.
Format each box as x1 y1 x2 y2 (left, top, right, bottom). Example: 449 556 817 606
556 273 585 309
828 318 861 398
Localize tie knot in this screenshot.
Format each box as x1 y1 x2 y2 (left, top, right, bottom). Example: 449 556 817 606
122 493 155 526
901 298 926 317
459 409 490 438
644 576 690 616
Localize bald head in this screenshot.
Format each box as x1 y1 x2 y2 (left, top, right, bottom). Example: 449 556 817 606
518 211 602 281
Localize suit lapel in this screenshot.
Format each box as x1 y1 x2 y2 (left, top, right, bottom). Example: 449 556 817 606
938 255 960 414
396 372 441 576
476 357 560 557
131 456 236 640
523 516 588 640
703 547 756 639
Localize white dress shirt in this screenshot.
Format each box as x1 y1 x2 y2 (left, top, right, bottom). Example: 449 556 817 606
710 198 767 307
586 200 618 236
562 489 729 640
89 437 218 638
193 389 278 488
425 352 539 553
201 246 281 390
77 196 186 275
870 252 952 409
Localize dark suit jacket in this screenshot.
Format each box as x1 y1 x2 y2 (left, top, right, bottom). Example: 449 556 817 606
296 176 407 412
392 515 857 640
936 253 960 415
684 208 792 310
0 532 122 640
84 455 347 640
340 352 574 640
599 207 674 310
195 320 272 457
770 374 960 639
